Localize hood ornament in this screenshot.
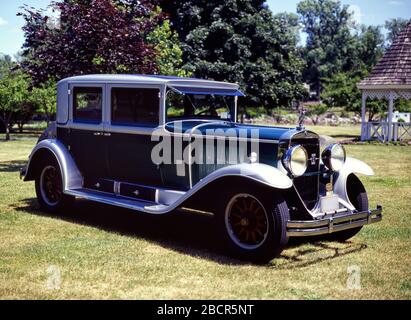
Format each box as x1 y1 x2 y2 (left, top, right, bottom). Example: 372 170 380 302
293 100 306 130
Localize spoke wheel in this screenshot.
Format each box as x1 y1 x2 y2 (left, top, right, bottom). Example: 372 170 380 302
225 193 269 250
40 165 63 206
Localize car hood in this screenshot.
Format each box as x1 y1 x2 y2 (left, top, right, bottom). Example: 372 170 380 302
164 120 296 141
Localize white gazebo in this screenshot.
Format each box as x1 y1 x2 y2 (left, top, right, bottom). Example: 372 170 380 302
357 21 411 142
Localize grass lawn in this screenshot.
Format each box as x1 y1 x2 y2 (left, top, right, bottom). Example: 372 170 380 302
0 129 410 300
261 123 361 141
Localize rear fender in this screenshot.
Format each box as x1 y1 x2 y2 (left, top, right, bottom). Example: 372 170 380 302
23 139 83 191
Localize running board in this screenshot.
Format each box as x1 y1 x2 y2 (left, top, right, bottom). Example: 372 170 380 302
65 188 170 214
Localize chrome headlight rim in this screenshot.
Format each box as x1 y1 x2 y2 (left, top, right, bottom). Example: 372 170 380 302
282 144 308 177
322 143 346 172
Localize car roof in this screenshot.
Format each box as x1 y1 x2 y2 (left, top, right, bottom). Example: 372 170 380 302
58 74 240 90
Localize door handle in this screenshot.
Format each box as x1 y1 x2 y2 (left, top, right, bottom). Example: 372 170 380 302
93 132 102 136
103 132 111 137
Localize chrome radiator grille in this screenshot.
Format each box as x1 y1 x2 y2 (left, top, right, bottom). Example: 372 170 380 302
290 137 320 210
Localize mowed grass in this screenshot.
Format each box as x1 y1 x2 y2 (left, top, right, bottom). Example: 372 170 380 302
263 123 361 141
0 130 410 300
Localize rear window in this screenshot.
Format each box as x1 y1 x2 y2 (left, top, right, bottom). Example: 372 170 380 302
73 87 102 123
111 87 159 126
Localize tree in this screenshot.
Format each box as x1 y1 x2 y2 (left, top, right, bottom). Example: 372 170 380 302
147 18 189 77
30 80 57 124
321 69 384 121
297 0 355 99
385 18 409 46
321 70 363 111
0 68 29 140
354 25 385 71
19 0 162 86
162 1 306 110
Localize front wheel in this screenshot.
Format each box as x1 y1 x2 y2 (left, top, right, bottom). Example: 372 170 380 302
217 188 289 263
35 157 74 214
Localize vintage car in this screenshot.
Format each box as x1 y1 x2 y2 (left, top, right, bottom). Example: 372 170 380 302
20 74 382 263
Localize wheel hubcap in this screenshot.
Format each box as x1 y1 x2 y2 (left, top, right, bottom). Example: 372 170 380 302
225 194 269 250
40 165 62 206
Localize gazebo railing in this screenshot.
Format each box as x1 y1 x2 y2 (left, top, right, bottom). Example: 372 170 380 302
393 122 411 141
362 122 411 142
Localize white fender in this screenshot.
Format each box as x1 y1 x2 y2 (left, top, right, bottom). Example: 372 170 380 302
143 162 292 214
24 139 83 191
334 157 374 209
341 157 374 176
193 162 293 190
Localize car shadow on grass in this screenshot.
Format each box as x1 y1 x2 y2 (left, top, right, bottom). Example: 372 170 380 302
14 197 367 267
272 240 367 269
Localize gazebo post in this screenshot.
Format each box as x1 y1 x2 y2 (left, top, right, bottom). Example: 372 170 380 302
361 92 367 140
387 93 394 142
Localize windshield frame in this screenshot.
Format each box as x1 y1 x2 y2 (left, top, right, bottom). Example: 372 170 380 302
165 88 238 123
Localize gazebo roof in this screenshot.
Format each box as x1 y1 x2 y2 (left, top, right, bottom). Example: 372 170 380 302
358 20 411 90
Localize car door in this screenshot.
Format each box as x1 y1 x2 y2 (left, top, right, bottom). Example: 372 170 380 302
66 83 110 182
106 84 163 187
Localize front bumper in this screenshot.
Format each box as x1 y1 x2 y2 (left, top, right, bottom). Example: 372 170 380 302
286 205 382 237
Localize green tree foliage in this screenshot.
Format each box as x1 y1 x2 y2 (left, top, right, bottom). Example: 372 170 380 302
321 24 386 119
0 54 57 137
322 70 363 111
384 18 410 46
30 80 57 124
162 0 306 110
147 19 190 77
297 0 355 98
321 69 384 121
354 25 385 71
0 66 30 140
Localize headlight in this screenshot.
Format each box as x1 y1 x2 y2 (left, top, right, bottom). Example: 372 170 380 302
282 145 308 177
322 143 346 172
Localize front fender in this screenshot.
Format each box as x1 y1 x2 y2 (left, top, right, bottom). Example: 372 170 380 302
154 162 292 214
334 157 374 209
199 162 293 190
23 139 83 191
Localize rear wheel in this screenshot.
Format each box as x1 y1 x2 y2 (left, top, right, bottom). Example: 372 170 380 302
35 157 74 214
217 187 289 263
328 174 368 241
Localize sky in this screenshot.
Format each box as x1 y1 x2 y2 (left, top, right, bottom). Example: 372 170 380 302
0 0 410 57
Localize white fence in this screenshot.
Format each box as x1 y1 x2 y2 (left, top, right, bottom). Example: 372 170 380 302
361 122 411 142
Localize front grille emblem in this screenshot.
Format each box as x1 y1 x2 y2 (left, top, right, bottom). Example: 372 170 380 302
310 153 317 165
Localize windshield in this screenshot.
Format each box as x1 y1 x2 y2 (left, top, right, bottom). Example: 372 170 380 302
166 90 235 122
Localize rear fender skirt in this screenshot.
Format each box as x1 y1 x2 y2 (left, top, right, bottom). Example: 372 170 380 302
334 157 374 209
23 139 83 191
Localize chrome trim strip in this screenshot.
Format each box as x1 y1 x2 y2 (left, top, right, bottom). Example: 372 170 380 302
286 206 382 237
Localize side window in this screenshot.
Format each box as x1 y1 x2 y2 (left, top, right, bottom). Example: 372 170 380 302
73 87 102 123
111 87 159 126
